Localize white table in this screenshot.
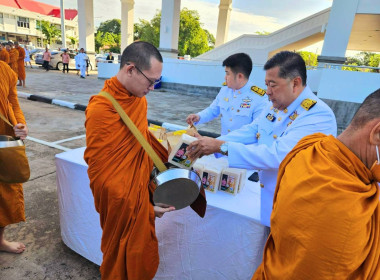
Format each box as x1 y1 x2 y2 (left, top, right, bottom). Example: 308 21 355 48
55 147 269 280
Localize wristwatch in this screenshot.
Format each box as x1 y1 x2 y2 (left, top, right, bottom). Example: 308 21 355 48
219 142 228 156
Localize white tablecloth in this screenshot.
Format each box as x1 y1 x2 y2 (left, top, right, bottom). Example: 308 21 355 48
55 147 269 280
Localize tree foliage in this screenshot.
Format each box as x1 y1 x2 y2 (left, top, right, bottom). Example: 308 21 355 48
134 8 215 57
344 52 380 72
41 20 61 44
297 51 318 67
95 19 121 53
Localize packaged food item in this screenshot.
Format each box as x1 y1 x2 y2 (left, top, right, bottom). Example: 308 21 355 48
168 134 197 169
201 167 221 193
232 168 247 192
219 168 241 195
192 162 204 180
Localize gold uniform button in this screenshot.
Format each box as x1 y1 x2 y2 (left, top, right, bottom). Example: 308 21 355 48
256 133 260 139
260 183 264 188
237 109 240 112
284 108 288 113
273 134 278 139
238 91 241 94
278 117 282 121
230 118 232 121
270 106 273 110
228 129 231 132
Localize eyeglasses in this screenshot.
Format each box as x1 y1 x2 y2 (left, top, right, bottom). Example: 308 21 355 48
127 63 160 87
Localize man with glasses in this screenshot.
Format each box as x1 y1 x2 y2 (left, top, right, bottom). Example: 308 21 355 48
187 51 337 228
84 41 174 279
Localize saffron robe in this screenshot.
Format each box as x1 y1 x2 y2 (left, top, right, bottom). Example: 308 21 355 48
0 61 26 227
0 49 10 64
15 46 26 80
253 133 379 280
84 77 170 279
8 48 18 75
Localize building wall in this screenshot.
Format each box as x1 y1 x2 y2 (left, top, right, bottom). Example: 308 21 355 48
0 5 78 49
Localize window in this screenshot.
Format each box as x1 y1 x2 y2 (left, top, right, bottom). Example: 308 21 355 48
17 17 30 28
0 13 3 24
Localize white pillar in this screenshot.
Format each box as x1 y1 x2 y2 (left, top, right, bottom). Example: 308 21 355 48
121 0 134 52
159 0 181 58
77 0 95 52
60 0 66 48
318 0 359 68
215 0 232 47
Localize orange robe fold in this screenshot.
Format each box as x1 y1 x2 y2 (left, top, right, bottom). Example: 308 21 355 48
16 46 26 80
253 133 379 280
84 76 168 280
0 61 26 227
0 49 10 64
8 48 18 75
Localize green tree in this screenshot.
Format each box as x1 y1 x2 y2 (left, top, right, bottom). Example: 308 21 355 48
298 51 318 67
344 52 380 72
41 20 61 44
68 36 78 47
134 8 215 57
97 19 121 34
95 19 121 53
254 31 271 35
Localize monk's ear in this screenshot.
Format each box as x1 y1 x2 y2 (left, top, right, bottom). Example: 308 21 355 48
122 64 134 77
369 120 380 145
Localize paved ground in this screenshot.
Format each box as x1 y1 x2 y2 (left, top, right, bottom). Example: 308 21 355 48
0 66 220 280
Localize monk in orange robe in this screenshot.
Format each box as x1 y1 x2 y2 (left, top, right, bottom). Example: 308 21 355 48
15 42 26 87
6 42 18 76
85 42 180 279
253 89 380 279
0 43 10 64
0 61 29 254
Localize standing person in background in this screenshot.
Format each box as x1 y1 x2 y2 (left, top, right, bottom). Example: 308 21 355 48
186 53 269 135
14 42 26 87
85 51 90 76
24 46 32 68
74 51 80 76
0 61 29 254
106 52 114 63
6 41 18 75
0 43 10 63
42 47 51 71
76 48 87 79
61 50 70 74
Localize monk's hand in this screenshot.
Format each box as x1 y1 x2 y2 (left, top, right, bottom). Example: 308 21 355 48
186 114 200 125
14 123 28 140
154 204 175 218
186 137 224 160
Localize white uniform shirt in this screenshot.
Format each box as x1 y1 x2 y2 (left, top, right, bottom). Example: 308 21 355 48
218 86 337 226
24 49 30 62
76 53 87 67
195 82 269 135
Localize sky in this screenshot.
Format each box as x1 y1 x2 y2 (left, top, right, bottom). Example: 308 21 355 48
36 0 333 52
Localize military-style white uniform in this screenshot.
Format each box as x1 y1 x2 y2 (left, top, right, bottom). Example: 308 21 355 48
218 86 337 226
195 82 269 135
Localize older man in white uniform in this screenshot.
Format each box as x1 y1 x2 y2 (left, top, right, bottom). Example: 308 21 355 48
186 53 269 135
187 51 337 227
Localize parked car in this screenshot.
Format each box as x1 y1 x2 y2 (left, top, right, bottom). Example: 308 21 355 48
35 51 94 71
29 48 44 60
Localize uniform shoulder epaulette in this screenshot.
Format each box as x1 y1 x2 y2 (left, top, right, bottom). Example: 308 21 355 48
301 98 317 111
222 82 227 86
251 86 266 96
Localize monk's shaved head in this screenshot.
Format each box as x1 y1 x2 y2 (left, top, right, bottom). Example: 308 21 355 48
350 88 380 129
120 41 162 71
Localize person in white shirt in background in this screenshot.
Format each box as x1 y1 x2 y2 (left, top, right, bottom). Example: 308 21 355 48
24 46 32 68
76 48 87 79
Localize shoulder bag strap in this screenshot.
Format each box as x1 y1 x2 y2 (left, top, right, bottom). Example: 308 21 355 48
98 91 167 173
